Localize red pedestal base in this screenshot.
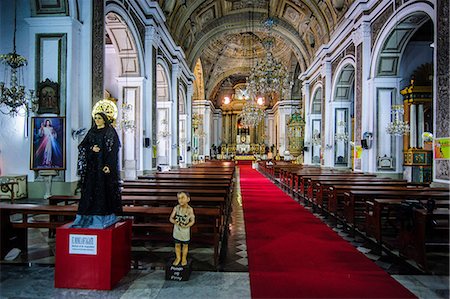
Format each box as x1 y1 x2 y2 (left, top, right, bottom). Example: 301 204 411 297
55 220 131 290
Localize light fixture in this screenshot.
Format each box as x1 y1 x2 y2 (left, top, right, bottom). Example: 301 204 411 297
246 1 292 99
312 129 321 145
256 96 264 106
335 120 349 142
386 105 410 136
120 102 135 133
223 96 231 105
0 0 38 116
240 98 265 128
158 119 170 138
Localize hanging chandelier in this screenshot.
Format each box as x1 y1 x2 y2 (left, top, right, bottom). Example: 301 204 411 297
247 51 292 97
335 120 349 142
312 129 322 145
120 102 135 133
386 105 409 136
0 1 37 116
240 98 265 128
246 2 292 99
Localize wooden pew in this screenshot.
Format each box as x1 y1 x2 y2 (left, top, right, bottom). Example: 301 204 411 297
342 189 450 232
138 174 233 184
398 207 449 272
296 173 374 201
313 179 408 213
0 203 223 268
365 198 449 251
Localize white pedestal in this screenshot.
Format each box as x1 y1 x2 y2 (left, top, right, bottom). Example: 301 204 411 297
39 170 58 199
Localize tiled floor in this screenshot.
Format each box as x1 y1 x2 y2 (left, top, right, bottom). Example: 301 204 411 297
1 167 449 299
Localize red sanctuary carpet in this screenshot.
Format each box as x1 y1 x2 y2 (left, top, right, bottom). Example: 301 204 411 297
239 165 417 299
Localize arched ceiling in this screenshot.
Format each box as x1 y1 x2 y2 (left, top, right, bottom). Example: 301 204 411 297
105 12 140 76
157 0 354 107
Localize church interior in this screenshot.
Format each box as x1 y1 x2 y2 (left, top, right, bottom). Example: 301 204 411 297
0 0 449 298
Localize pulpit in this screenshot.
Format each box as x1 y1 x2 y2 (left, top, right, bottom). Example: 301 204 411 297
400 79 433 184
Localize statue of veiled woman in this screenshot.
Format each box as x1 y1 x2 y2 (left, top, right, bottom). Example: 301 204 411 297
71 112 122 229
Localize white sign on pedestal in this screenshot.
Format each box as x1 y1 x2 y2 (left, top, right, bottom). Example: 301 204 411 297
69 234 98 255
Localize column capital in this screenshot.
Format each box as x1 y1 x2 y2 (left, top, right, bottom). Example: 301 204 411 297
172 62 181 78
145 25 160 46
352 21 371 46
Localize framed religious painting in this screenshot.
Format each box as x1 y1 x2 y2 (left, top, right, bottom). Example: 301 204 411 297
37 79 60 114
30 117 66 170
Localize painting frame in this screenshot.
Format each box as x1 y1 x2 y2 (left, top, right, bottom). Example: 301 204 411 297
30 117 66 170
37 79 60 114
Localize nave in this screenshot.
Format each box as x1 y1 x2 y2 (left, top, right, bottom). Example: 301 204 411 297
0 165 448 299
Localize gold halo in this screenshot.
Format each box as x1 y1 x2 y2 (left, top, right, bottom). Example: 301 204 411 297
92 99 118 122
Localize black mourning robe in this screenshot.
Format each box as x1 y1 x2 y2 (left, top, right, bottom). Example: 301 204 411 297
77 126 121 215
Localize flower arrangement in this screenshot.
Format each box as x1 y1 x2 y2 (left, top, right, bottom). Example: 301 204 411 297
422 132 433 142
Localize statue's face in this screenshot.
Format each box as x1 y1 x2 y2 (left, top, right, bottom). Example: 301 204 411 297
177 192 190 206
94 114 105 127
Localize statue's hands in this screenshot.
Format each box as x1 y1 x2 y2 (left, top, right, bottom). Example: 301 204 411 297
92 145 100 152
102 166 110 174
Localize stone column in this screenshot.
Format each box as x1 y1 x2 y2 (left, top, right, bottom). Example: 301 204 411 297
410 104 417 148
144 25 159 171
418 104 424 148
403 101 411 151
186 84 193 166
303 82 311 164
170 63 180 167
435 0 450 181
323 61 333 167
352 24 365 171
91 0 104 104
204 103 212 158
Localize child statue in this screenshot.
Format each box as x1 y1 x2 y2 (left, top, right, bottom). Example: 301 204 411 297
169 191 195 266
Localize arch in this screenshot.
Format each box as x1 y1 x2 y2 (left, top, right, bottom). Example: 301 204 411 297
156 60 171 102
332 58 356 103
310 83 323 115
173 0 331 49
332 61 355 168
370 3 435 79
156 60 172 165
179 86 186 114
105 3 145 77
68 0 79 20
187 13 310 70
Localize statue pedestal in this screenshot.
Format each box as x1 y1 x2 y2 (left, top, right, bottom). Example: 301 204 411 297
165 260 192 281
39 170 57 199
55 220 131 290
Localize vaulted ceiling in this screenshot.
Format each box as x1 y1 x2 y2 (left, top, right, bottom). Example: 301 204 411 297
157 0 355 106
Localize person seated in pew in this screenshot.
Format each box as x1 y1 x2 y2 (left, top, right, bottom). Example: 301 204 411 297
169 191 195 266
71 112 122 229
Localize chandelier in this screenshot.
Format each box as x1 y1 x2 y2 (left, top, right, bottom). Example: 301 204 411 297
247 51 292 97
120 102 135 133
312 129 322 145
0 1 37 116
386 105 410 136
240 99 265 128
158 119 170 138
246 3 292 99
335 120 349 142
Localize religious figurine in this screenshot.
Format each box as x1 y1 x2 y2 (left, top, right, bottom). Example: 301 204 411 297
169 191 195 266
71 112 122 229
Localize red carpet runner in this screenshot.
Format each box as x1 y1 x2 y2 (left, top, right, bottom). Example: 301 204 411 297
239 165 416 299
